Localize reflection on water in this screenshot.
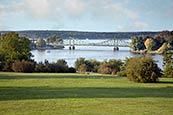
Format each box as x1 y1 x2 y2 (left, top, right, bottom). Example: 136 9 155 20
31 46 163 69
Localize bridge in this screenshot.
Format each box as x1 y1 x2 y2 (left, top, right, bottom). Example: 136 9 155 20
63 38 130 51
30 38 131 51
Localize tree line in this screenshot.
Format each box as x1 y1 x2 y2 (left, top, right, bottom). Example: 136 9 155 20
0 30 158 39
130 31 173 54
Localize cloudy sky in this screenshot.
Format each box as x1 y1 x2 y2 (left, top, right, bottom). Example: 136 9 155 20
0 0 173 32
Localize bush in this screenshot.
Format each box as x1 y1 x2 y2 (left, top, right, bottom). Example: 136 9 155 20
117 65 126 77
98 63 113 74
75 57 85 71
78 64 87 74
126 56 162 83
34 59 75 73
75 58 100 73
163 51 173 78
98 59 123 75
34 62 46 72
163 64 173 78
67 67 76 73
12 60 35 73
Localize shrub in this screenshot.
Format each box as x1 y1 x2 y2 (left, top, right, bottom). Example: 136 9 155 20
75 57 85 71
98 59 123 75
34 62 46 72
12 60 35 73
68 67 76 73
163 64 173 78
78 64 87 74
34 59 75 73
117 65 126 77
126 56 162 83
85 59 100 72
98 63 113 74
163 51 173 78
75 58 100 73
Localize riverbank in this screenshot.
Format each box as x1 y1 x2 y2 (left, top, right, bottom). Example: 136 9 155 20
130 50 164 55
31 45 64 50
131 50 173 55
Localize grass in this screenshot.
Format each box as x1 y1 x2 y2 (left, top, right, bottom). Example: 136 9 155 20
0 72 173 115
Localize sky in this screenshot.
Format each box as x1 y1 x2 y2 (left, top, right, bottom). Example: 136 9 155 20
0 0 173 32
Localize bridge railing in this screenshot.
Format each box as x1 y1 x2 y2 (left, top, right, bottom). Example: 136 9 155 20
62 38 131 47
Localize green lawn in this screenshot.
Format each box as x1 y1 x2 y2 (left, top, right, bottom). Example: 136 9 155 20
0 72 173 115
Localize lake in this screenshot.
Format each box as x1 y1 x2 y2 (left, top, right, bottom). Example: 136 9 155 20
31 45 163 69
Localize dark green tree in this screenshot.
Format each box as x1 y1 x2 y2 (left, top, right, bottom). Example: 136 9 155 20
163 51 173 78
126 56 162 83
75 57 86 71
98 59 123 74
85 59 100 72
56 59 67 66
130 36 146 51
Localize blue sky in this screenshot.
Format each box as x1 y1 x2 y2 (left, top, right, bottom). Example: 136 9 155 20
0 0 173 32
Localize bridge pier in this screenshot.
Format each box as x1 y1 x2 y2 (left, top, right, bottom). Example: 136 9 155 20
68 37 76 50
69 46 71 50
69 46 75 50
114 47 119 51
72 46 75 50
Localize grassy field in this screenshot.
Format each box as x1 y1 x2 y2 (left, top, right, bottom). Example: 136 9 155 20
0 72 173 115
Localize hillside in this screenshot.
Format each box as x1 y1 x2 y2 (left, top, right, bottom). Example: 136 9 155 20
0 30 159 39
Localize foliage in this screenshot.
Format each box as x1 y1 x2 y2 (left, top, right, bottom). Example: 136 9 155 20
85 59 100 72
163 51 173 78
98 59 123 74
75 57 86 71
116 58 130 77
68 67 76 73
75 58 100 73
75 58 122 74
34 59 76 73
12 60 35 73
0 32 32 71
130 36 146 51
56 59 67 66
1 30 158 40
130 31 173 53
116 65 126 77
126 56 162 83
78 64 87 73
159 31 173 46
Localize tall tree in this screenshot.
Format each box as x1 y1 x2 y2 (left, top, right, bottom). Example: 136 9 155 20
0 32 32 71
163 51 173 78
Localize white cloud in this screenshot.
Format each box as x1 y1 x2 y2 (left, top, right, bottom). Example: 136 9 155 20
23 0 51 19
12 0 138 20
0 0 140 30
